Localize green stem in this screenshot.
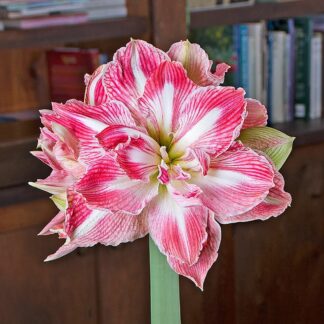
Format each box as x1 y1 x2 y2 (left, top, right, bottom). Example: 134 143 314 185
149 237 181 324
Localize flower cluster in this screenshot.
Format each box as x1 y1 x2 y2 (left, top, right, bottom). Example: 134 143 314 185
30 40 293 289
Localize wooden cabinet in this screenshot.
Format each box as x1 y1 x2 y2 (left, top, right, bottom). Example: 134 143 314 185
1 142 322 323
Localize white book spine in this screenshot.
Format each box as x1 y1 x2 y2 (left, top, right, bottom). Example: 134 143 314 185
310 35 322 119
284 34 291 121
271 31 286 123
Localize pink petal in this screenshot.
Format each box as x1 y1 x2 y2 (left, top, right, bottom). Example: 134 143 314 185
214 63 231 85
38 211 65 236
138 61 196 142
41 106 106 164
103 39 169 123
61 99 136 127
116 136 161 181
146 187 208 265
167 213 221 290
76 154 159 214
242 98 268 129
30 151 51 168
224 168 291 223
84 64 108 106
45 192 148 262
157 161 170 184
96 124 155 151
170 86 246 157
44 243 78 262
29 170 75 194
167 40 230 86
191 142 274 219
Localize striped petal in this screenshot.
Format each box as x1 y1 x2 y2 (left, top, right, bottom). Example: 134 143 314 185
84 64 108 106
42 105 106 164
96 124 157 152
146 187 208 265
167 40 230 86
191 142 274 219
169 86 246 158
76 154 159 214
138 61 196 143
39 211 65 236
221 168 291 223
167 213 221 290
242 98 268 129
60 99 136 127
116 136 161 181
103 39 169 123
29 170 74 195
45 192 148 261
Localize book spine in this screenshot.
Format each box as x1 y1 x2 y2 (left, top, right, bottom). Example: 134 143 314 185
294 18 313 119
317 35 322 118
267 31 273 122
310 34 322 119
271 31 286 123
248 25 256 99
240 25 249 96
284 34 291 122
254 23 264 102
287 19 296 121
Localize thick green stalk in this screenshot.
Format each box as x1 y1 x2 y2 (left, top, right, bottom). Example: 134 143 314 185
149 237 181 324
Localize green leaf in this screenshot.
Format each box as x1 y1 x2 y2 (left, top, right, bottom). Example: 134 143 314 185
50 193 67 211
238 127 295 170
149 237 181 324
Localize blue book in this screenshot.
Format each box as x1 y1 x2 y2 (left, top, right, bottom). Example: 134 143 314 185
239 25 250 97
233 25 241 88
267 31 273 123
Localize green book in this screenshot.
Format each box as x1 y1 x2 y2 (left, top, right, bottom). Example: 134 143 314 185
294 17 313 119
190 25 238 86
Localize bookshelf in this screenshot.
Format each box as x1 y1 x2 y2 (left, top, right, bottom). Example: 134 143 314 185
191 0 324 28
0 16 148 49
0 0 186 207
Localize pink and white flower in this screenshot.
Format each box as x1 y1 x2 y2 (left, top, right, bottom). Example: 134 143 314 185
31 39 293 289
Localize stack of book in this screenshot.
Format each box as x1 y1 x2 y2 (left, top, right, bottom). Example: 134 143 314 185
188 0 255 10
191 16 323 123
0 0 127 30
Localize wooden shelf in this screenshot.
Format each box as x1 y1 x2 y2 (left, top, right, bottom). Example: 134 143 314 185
273 118 324 147
0 16 148 49
190 0 324 28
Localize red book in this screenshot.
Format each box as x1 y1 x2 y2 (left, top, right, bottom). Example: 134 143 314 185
47 48 100 103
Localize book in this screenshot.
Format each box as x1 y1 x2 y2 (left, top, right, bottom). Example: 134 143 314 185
248 22 265 101
294 17 313 119
47 48 100 103
0 1 87 19
270 31 286 123
310 33 322 119
267 19 296 121
216 0 255 7
1 12 88 29
239 24 249 96
86 5 127 20
188 0 215 9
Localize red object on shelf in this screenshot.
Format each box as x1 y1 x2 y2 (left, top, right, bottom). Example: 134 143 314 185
46 48 100 103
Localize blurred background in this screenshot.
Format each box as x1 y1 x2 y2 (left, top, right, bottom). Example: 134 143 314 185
0 0 323 323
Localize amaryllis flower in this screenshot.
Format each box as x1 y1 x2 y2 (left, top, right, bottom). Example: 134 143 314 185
31 39 293 289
